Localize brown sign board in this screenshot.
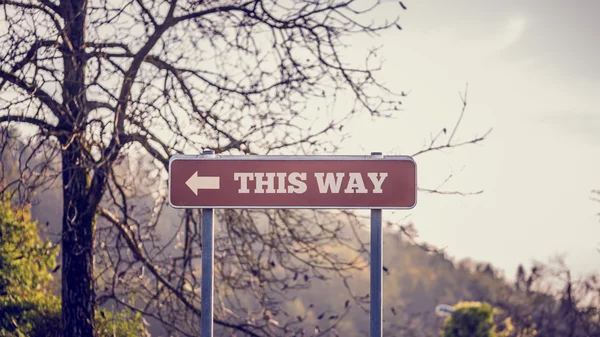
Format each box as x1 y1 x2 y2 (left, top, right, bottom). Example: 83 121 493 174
168 155 417 209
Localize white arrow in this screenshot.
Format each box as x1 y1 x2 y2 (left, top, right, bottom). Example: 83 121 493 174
186 172 220 195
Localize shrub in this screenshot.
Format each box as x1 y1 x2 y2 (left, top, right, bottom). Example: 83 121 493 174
442 301 513 337
0 196 147 336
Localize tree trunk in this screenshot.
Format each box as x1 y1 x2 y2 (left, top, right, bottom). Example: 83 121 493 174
61 146 96 337
60 0 95 335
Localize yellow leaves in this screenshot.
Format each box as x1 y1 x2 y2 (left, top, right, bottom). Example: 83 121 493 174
497 317 515 337
442 301 497 337
0 196 59 299
453 300 485 310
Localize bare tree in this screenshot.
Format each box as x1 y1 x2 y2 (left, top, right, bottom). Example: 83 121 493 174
0 0 488 336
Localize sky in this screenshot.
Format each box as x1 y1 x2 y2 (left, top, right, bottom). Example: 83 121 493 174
3 0 597 282
331 0 600 279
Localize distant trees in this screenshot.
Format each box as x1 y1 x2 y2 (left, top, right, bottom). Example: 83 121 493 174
428 255 600 337
480 258 600 337
0 194 147 337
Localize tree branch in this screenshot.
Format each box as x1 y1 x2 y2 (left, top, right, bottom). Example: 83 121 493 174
98 207 263 337
0 70 62 117
0 40 59 91
0 0 60 17
122 133 170 169
38 0 60 14
412 84 491 157
173 3 253 24
0 115 57 131
86 100 116 113
418 188 483 196
88 3 180 220
412 129 491 157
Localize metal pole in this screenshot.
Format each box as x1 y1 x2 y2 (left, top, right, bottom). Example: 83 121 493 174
370 152 383 337
201 208 214 337
201 149 215 337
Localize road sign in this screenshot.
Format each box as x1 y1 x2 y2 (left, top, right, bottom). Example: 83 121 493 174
168 151 418 337
168 154 417 209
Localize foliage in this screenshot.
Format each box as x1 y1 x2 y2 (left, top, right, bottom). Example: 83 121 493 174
441 301 496 337
441 301 513 337
0 195 57 299
1 295 148 337
0 295 61 337
0 196 146 337
96 309 149 337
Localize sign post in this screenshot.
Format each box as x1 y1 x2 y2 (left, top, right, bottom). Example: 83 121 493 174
168 152 417 336
201 207 214 336
369 152 383 337
200 150 215 337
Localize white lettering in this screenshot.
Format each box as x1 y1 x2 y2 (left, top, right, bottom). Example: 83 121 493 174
254 173 276 193
314 172 345 193
367 172 388 193
234 173 254 193
344 173 367 194
276 172 287 193
287 172 307 194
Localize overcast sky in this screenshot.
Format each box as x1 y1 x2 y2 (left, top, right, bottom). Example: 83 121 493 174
8 0 597 281
332 0 600 278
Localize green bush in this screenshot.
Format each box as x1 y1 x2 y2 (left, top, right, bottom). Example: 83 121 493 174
0 294 61 337
442 301 513 337
0 294 147 337
0 197 57 299
0 196 147 337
